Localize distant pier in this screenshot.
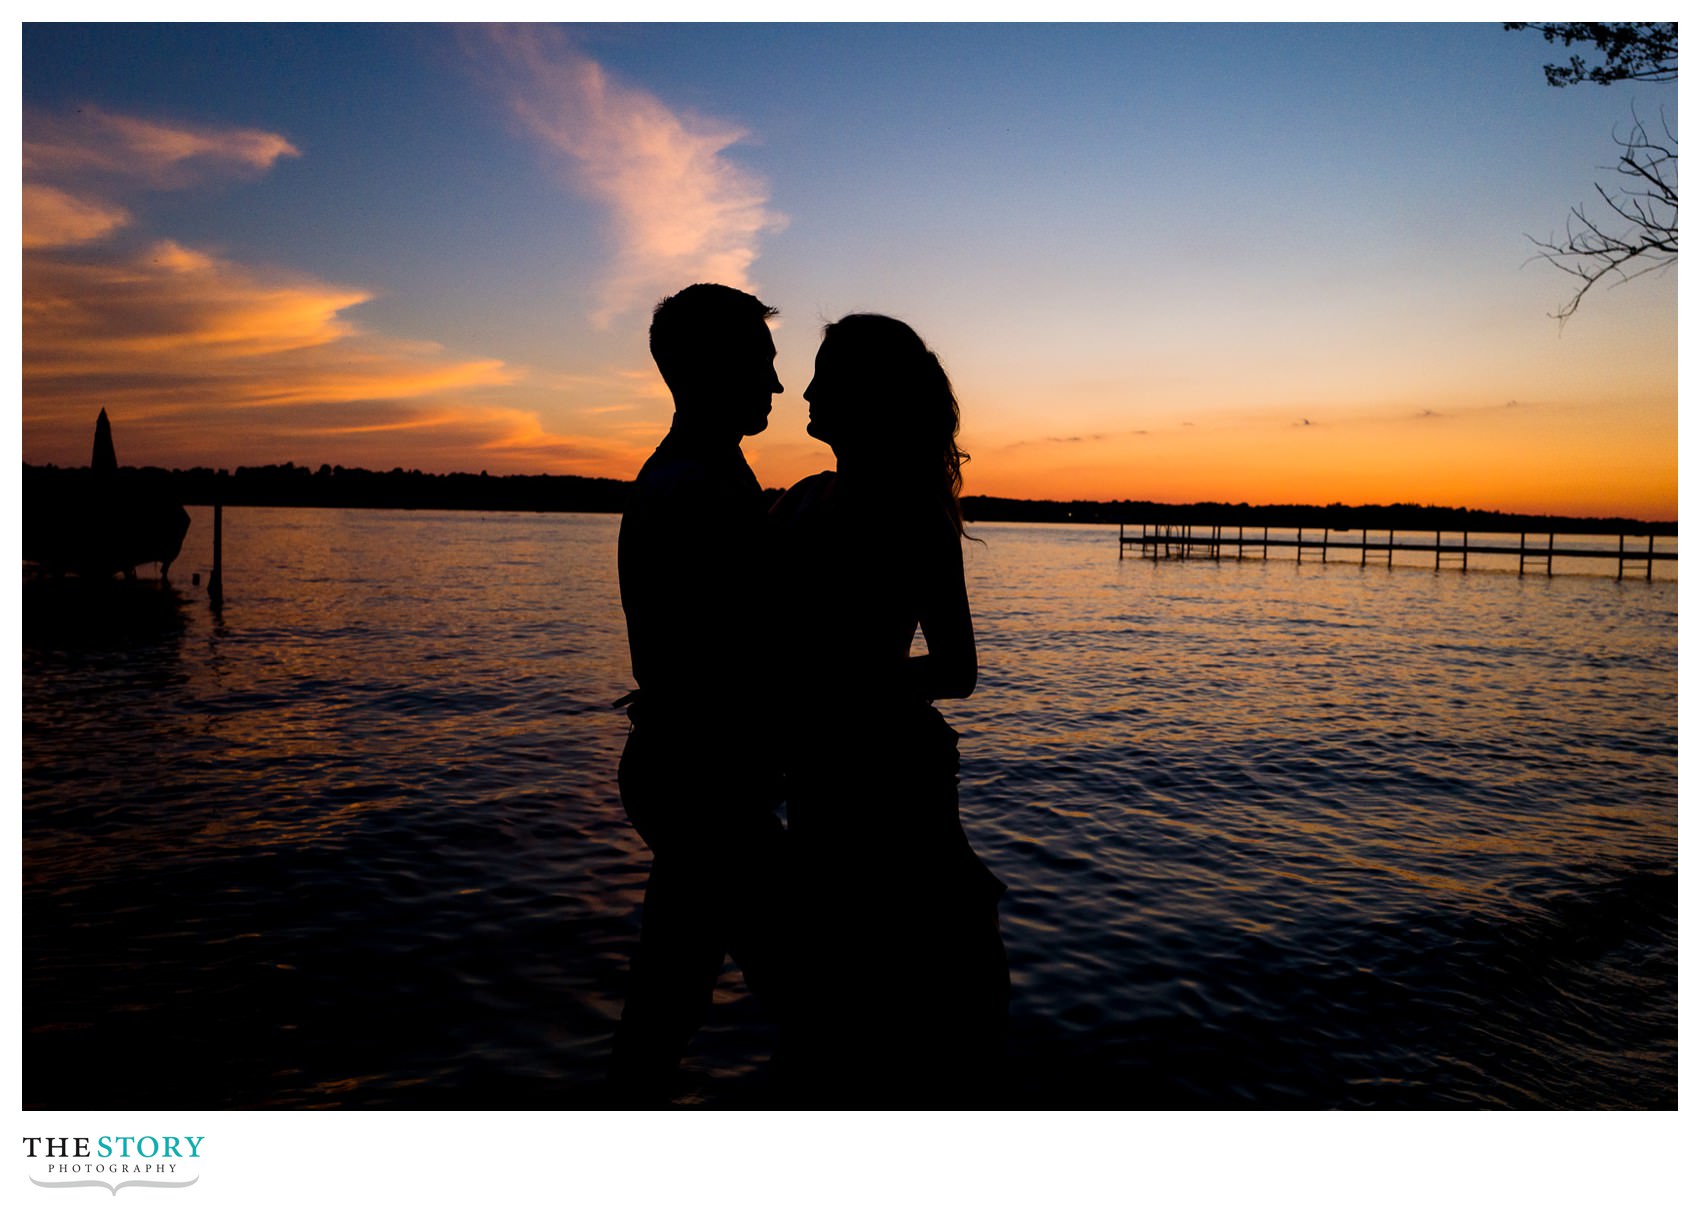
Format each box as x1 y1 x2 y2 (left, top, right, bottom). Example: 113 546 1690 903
1118 522 1674 581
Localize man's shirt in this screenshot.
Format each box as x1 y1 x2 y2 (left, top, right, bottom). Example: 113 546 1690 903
618 423 770 729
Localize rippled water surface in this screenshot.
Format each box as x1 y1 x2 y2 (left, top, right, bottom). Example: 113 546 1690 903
23 509 1677 1108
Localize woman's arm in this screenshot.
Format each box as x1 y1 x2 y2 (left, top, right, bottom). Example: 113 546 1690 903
908 523 977 701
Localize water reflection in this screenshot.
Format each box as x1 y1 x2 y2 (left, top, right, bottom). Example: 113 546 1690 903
23 576 190 651
21 512 1677 1108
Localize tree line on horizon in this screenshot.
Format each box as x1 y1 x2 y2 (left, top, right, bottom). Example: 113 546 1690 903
21 461 1676 536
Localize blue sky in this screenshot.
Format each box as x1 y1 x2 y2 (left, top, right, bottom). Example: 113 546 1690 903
18 19 1679 516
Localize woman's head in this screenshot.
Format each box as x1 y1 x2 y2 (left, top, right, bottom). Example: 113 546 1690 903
804 314 969 531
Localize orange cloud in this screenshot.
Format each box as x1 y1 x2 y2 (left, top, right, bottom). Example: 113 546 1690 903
477 407 664 472
20 106 606 475
24 237 522 453
472 25 785 326
26 240 369 367
22 184 130 248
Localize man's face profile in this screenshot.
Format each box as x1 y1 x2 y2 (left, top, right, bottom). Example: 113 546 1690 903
719 319 783 437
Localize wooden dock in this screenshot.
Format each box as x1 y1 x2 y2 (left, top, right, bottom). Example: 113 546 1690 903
1118 522 1674 581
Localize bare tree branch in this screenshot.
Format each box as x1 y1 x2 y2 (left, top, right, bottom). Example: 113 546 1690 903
1507 24 1678 320
1528 115 1678 321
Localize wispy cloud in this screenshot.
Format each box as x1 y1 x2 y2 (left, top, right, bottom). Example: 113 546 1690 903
1000 428 1148 450
471 24 785 326
23 105 300 187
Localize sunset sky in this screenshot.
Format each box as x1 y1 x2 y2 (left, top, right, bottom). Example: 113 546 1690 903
18 20 1679 519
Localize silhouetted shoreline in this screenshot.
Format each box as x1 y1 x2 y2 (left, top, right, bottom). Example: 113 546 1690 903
961 495 1676 537
21 463 1676 536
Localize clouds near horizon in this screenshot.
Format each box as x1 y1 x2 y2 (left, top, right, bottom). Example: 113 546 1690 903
19 104 606 472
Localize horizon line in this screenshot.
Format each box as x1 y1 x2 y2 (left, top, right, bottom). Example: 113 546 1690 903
21 461 1676 528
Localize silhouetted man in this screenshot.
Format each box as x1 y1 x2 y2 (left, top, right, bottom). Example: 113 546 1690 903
611 283 786 1098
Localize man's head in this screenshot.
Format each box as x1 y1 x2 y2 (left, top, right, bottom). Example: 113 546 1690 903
649 283 782 437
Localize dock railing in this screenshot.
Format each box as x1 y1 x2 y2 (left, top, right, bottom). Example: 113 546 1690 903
1117 522 1673 580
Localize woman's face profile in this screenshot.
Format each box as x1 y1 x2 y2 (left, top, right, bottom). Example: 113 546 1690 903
803 335 853 447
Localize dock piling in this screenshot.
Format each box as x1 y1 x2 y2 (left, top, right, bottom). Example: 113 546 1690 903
1518 533 1557 577
1618 533 1657 581
209 470 225 608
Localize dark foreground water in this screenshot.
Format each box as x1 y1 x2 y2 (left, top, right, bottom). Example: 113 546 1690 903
22 509 1677 1108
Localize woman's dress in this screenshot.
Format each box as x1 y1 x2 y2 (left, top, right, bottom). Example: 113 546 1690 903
771 471 1008 1102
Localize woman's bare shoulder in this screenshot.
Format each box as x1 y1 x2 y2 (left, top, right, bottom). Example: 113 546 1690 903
770 470 837 522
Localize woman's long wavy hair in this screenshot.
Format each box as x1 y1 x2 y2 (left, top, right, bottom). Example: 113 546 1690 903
821 313 971 537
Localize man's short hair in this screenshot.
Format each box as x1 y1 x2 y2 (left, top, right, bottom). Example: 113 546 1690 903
649 283 778 393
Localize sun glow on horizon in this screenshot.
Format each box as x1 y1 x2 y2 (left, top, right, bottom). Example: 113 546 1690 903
18 24 1678 521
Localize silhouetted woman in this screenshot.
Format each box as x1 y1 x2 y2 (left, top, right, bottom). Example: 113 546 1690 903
770 313 1008 1105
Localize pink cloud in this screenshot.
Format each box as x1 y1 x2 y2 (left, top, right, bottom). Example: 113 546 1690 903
473 25 784 326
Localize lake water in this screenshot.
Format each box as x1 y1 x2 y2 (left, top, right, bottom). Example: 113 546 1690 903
22 508 1677 1108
